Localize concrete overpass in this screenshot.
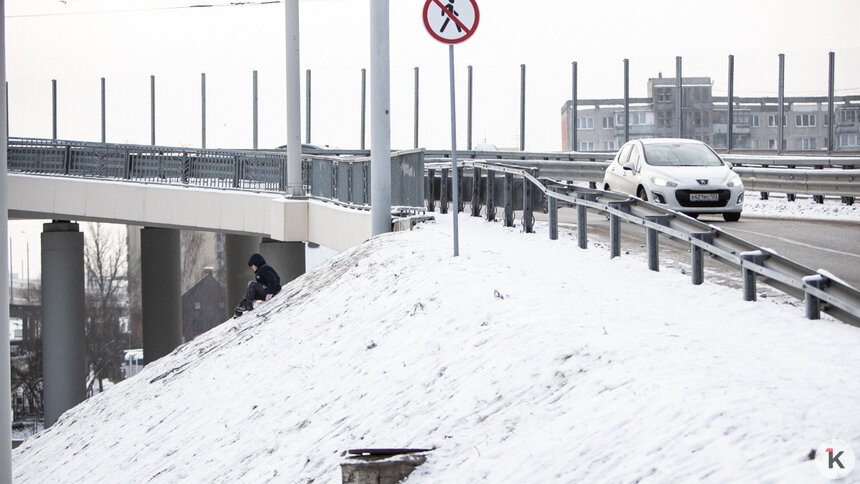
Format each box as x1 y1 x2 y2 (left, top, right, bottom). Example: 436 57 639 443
7 173 375 427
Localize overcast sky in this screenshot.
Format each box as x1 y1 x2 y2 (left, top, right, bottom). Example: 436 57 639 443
5 0 860 274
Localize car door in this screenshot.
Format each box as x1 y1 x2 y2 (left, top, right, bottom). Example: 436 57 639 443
605 143 633 191
614 142 640 195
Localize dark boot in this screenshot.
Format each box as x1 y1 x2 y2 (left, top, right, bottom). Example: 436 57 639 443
233 299 254 318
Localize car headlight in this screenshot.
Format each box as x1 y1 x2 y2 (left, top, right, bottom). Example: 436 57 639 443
727 174 743 187
650 176 677 188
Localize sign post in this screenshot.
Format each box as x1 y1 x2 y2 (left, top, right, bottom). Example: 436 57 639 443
423 0 479 257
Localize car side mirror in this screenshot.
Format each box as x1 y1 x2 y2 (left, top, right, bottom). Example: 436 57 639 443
622 161 636 172
725 162 734 170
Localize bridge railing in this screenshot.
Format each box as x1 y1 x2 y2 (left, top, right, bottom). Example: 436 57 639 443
7 138 428 213
424 161 860 327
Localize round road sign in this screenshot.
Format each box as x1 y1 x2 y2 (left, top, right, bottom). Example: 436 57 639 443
423 0 479 45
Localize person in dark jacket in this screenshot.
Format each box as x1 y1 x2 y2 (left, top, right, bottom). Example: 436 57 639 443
234 253 282 317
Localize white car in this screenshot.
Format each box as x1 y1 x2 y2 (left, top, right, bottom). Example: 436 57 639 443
602 138 744 221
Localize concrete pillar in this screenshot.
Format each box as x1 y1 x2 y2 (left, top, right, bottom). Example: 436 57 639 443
41 222 86 427
140 227 182 365
224 234 262 319
260 239 306 286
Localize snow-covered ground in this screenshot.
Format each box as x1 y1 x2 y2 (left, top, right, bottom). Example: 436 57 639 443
742 194 860 222
12 214 860 483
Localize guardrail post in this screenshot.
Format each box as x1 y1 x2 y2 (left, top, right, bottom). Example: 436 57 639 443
740 250 767 301
645 215 671 272
575 192 598 249
124 148 132 180
331 161 338 200
786 164 796 201
813 165 825 204
760 164 769 200
181 154 189 184
522 174 534 233
548 186 558 240
426 168 435 212
440 168 449 214
607 200 632 259
504 173 514 227
457 167 464 213
233 155 241 188
802 274 826 320
690 232 715 285
843 164 855 205
486 169 496 222
471 166 481 217
348 162 354 204
63 144 71 175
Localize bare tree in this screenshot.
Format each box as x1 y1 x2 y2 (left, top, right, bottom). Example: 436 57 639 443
84 223 128 392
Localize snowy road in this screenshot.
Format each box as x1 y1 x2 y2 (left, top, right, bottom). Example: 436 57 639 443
540 199 860 290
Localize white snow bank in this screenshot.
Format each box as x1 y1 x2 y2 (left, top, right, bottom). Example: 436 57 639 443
12 215 860 483
742 194 860 221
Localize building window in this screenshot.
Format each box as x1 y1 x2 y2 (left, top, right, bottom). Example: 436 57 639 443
767 114 787 127
839 110 857 124
577 117 594 130
194 302 201 310
578 141 595 151
602 116 615 129
656 87 671 103
795 114 816 127
656 111 672 127
824 114 829 127
733 112 750 126
751 115 759 128
631 112 649 125
768 139 776 149
798 138 816 150
603 140 617 151
840 134 858 147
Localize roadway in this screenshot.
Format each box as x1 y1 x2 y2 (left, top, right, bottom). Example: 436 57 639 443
542 208 860 292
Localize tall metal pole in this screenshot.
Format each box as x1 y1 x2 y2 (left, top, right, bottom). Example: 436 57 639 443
100 77 106 143
728 55 734 152
306 69 311 144
253 70 258 149
0 0 13 473
449 45 460 256
201 73 206 149
571 61 577 151
414 66 419 149
519 64 525 151
370 0 391 235
675 56 682 138
777 53 785 154
360 68 366 150
150 75 156 145
285 0 302 195
828 52 835 154
52 79 57 140
467 65 473 150
623 59 629 143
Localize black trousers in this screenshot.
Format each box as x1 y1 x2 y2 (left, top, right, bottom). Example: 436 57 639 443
243 281 268 302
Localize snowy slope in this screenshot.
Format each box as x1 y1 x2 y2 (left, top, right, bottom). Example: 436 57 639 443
12 215 860 483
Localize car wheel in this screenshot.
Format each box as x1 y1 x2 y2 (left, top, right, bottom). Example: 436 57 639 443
637 187 648 202
723 212 741 222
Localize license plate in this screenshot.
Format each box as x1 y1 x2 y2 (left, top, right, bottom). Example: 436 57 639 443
689 193 719 202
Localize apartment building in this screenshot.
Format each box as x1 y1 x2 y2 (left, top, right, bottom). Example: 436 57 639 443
561 76 860 152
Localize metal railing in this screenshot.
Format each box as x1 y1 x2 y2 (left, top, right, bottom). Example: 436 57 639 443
425 162 860 327
6 138 426 210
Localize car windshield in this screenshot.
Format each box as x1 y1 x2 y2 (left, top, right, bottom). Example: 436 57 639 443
643 143 724 167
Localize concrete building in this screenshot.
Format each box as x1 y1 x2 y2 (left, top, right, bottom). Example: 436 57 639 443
561 76 860 152
181 268 227 343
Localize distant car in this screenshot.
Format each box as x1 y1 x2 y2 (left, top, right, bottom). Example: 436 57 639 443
602 138 743 221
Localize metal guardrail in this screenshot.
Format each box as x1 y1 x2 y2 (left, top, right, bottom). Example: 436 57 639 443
425 158 860 200
6 138 425 208
425 162 860 326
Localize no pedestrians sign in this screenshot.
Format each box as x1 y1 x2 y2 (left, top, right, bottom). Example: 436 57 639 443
423 0 480 45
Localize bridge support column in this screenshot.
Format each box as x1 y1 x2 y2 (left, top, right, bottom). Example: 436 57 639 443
225 234 262 319
141 227 183 365
41 222 86 427
260 239 306 287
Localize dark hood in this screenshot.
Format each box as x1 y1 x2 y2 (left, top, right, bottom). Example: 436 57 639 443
248 253 266 268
